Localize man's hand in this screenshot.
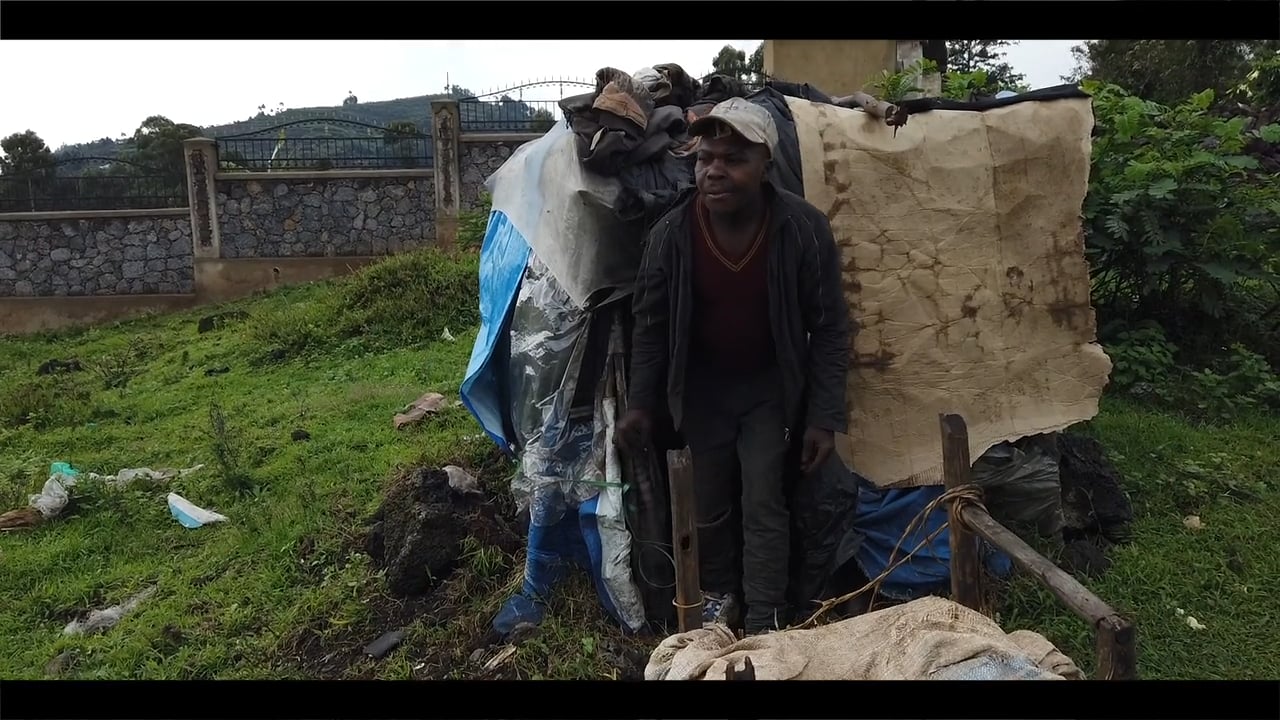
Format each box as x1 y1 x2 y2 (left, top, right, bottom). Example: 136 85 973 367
615 409 653 455
800 427 835 474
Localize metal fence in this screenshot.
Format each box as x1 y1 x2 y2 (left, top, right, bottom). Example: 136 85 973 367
0 157 188 213
458 79 594 132
214 118 433 171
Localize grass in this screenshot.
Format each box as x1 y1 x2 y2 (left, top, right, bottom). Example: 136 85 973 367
1 247 1277 680
996 400 1280 680
0 249 634 680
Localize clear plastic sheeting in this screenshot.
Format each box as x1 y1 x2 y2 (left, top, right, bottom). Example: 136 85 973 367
495 286 646 634
506 252 591 466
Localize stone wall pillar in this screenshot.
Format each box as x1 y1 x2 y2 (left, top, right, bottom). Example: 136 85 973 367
183 137 221 258
430 99 461 250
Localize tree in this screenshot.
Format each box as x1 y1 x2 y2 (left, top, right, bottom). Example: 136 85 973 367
748 42 765 82
1065 40 1280 106
383 121 423 168
530 108 556 134
946 40 1026 92
0 130 55 176
123 115 203 196
712 44 749 81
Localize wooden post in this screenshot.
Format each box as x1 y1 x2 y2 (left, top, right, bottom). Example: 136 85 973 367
1095 613 1138 680
667 447 702 633
939 413 984 613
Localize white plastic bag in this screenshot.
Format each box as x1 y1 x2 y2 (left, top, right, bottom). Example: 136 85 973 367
167 493 229 528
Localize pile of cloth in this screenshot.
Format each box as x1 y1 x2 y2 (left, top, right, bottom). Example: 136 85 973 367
555 64 815 230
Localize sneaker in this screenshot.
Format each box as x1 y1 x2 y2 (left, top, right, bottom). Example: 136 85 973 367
743 606 788 636
701 591 740 628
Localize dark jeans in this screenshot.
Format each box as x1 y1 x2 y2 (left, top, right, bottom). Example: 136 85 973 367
681 363 791 628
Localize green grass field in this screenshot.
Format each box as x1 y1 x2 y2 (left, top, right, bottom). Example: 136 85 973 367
1 249 1276 680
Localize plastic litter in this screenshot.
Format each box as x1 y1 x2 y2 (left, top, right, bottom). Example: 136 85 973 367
63 586 157 635
30 462 80 518
167 493 229 528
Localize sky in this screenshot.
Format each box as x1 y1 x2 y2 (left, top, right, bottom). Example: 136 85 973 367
0 40 1083 150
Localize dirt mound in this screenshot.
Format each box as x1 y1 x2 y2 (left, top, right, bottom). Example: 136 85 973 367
1056 433 1134 546
365 466 521 598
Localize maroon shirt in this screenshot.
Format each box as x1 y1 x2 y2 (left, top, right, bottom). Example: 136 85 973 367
688 194 777 375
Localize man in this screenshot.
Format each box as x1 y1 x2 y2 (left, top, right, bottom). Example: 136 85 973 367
616 97 851 635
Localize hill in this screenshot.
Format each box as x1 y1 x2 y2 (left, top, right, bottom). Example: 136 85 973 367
52 85 571 164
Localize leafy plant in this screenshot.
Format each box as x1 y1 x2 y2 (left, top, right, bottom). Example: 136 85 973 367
1103 321 1178 392
870 59 938 102
1083 81 1280 360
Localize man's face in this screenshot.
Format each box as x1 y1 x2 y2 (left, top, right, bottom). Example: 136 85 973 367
694 132 768 216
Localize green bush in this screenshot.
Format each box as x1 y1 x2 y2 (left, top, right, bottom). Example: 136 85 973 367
1084 80 1280 365
458 193 493 251
245 294 339 362
1104 321 1280 421
333 248 480 351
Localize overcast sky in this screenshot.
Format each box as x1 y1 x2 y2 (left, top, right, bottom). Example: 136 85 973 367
0 40 1083 150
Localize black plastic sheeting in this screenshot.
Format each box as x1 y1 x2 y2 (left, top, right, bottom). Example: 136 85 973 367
895 83 1091 116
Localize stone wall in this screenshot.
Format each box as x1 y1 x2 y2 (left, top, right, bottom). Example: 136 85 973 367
215 174 435 258
0 212 193 297
1 111 542 332
459 139 526 213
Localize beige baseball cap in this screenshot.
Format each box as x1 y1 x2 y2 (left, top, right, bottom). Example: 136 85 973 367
688 97 779 158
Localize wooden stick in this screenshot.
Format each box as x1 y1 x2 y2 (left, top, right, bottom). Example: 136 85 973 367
958 505 1139 680
833 92 909 128
939 413 984 613
960 508 1118 624
667 447 702 633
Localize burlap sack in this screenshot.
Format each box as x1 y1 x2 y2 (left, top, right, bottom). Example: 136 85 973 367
787 96 1112 487
644 595 1084 681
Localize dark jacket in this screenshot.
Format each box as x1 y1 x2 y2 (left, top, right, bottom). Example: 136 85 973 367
628 183 853 436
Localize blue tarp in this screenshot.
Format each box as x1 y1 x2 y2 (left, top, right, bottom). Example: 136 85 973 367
851 480 1013 600
459 210 531 455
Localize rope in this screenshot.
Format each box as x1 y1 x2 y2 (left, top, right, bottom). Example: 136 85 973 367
793 483 987 629
625 484 989 629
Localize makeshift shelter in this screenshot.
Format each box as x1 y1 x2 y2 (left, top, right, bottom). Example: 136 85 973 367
460 65 1106 636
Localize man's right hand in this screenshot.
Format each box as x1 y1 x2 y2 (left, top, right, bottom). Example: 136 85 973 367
614 408 653 454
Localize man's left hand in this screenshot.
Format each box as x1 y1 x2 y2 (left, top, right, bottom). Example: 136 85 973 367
800 427 835 474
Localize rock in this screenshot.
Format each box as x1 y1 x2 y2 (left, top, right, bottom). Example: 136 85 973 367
444 466 481 495
45 651 74 678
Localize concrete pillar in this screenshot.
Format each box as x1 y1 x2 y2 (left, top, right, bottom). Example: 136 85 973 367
430 99 461 250
764 40 898 97
182 137 221 258
896 40 941 98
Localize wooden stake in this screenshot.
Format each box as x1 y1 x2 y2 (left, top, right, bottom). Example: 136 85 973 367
939 413 984 613
667 447 702 633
